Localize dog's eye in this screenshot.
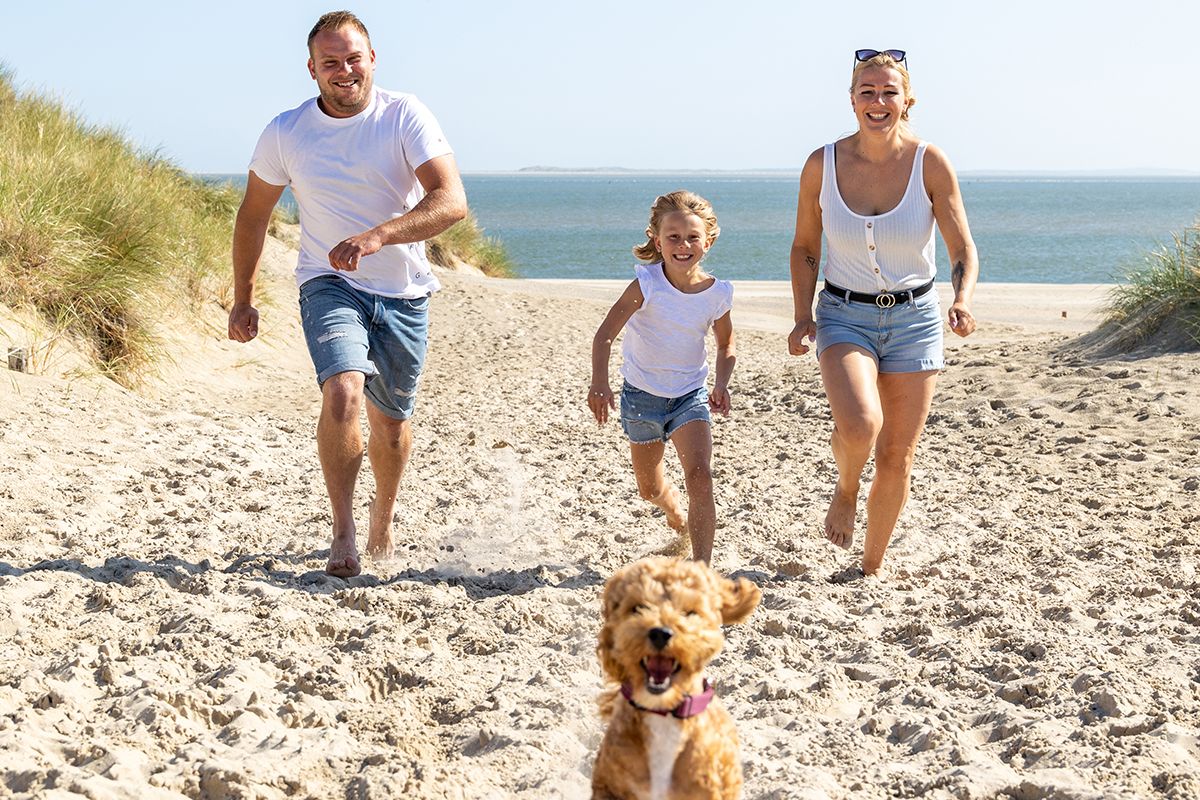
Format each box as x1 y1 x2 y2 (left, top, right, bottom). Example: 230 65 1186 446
630 604 649 615
685 610 699 617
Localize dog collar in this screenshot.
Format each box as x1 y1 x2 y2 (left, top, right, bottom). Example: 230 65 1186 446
620 679 715 719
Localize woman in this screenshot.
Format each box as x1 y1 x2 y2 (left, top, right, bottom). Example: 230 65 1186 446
788 49 978 577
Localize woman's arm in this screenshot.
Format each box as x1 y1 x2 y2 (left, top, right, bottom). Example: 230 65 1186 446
925 145 979 337
788 148 825 355
589 279 644 424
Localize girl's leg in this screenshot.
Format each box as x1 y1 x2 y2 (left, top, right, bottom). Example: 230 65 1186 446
862 370 938 574
670 421 715 564
629 441 688 535
818 344 884 549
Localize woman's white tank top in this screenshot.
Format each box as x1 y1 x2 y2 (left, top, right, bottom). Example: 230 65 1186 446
819 141 936 293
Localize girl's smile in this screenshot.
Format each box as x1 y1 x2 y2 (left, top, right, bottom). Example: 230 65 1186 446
653 211 712 273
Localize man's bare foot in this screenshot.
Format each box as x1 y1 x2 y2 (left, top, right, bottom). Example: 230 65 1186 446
327 531 361 578
824 484 858 549
365 499 395 560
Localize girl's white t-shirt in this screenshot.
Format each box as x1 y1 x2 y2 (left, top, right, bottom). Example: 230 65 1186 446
621 262 734 398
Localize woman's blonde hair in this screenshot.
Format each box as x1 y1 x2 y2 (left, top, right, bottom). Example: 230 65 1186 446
850 53 917 121
632 190 721 262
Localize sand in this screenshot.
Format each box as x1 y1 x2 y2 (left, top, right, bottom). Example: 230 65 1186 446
1 237 1197 799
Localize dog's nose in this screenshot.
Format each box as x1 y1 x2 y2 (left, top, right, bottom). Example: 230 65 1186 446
647 627 673 650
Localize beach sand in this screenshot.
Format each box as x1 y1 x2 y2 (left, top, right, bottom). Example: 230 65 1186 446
1 237 1197 799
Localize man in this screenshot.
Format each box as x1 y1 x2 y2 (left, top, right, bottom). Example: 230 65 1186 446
228 10 467 578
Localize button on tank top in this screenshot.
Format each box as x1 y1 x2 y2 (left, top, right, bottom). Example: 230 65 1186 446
819 141 936 293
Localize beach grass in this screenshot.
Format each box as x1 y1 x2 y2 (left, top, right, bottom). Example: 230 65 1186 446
428 213 516 278
0 69 237 384
1096 222 1200 352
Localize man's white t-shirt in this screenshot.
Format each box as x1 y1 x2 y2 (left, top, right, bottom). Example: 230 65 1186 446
249 87 454 298
621 262 734 397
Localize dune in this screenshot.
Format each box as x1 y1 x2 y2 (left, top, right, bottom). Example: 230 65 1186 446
1 236 1197 799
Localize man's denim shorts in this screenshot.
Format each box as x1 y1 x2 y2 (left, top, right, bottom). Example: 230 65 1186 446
298 275 430 420
814 287 944 373
619 382 711 444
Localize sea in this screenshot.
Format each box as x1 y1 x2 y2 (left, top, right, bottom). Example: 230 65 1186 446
204 172 1200 283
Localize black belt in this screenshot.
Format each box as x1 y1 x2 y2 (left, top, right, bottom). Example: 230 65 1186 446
824 280 934 308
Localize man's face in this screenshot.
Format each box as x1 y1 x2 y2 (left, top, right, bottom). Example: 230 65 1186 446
307 26 375 118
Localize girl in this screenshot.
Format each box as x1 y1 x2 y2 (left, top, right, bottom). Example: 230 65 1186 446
588 191 736 564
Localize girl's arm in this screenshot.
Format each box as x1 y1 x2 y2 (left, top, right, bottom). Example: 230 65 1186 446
788 147 825 356
925 145 979 337
589 279 644 424
709 311 736 416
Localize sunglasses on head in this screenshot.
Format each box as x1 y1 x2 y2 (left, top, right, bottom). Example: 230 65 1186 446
855 49 907 66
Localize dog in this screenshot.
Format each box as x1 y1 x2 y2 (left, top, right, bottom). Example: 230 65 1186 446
592 557 761 799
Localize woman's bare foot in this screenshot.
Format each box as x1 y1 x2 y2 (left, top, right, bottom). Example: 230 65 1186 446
824 484 858 549
327 529 361 577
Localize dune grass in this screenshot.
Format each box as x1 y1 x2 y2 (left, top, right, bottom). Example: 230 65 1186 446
428 213 515 278
0 70 237 384
1094 222 1200 353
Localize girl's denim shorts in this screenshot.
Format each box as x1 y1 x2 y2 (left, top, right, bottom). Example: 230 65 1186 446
814 287 944 373
619 382 710 444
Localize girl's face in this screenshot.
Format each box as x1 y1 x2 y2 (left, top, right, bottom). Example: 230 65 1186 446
851 66 909 134
653 212 712 270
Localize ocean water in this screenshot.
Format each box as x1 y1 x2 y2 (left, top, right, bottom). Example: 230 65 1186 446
205 173 1200 283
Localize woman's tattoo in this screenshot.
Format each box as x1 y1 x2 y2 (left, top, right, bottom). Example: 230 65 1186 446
952 261 965 290
806 256 817 272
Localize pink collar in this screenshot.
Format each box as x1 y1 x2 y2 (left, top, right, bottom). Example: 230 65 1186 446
620 679 715 719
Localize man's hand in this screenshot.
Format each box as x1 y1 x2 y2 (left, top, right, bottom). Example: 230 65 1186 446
228 303 260 342
328 229 385 271
788 319 816 356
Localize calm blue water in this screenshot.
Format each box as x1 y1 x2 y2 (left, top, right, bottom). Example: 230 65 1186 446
204 173 1200 283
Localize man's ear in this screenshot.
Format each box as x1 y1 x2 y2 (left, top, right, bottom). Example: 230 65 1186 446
307 58 317 80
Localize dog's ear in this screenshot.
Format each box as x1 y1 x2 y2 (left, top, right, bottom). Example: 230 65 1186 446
597 624 623 682
719 576 761 625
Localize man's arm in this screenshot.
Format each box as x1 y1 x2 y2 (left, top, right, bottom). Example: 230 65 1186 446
327 154 469 271
229 171 286 342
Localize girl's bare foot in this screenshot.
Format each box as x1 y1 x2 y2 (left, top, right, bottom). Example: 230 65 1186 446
824 484 858 549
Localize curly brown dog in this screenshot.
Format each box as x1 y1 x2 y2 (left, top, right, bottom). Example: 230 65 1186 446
593 557 761 799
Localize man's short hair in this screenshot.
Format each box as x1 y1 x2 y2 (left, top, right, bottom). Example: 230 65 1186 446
307 10 371 51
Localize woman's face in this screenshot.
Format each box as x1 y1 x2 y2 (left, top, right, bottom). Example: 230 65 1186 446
851 66 909 134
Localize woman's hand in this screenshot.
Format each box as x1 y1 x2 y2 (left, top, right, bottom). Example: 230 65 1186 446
948 303 977 337
788 319 817 355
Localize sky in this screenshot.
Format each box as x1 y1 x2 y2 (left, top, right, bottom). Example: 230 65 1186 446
4 0 1198 175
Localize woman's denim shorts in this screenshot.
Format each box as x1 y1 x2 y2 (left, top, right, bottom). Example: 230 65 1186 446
814 287 944 373
619 382 710 444
298 275 430 420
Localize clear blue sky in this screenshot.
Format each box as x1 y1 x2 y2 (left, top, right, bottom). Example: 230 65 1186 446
5 0 1197 174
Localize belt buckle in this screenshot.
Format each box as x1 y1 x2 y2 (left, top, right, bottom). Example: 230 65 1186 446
875 293 896 309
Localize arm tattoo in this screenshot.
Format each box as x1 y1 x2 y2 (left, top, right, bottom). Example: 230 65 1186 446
952 261 965 292
806 256 818 273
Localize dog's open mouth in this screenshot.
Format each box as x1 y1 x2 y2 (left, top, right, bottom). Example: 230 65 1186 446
641 655 679 694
